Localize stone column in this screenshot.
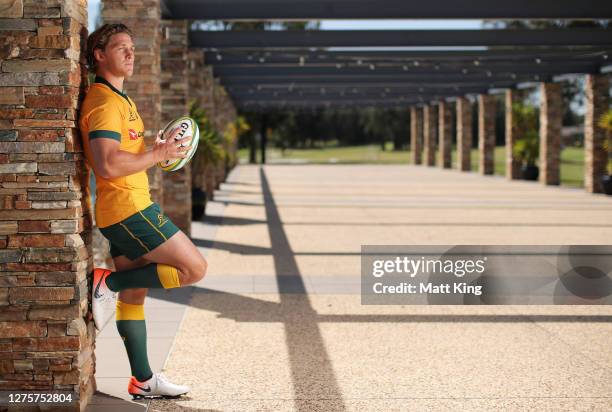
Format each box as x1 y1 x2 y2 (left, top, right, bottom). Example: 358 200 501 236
423 105 437 166
584 74 609 193
456 97 472 171
201 67 216 200
212 83 238 187
478 94 495 175
102 0 163 205
160 20 191 235
505 89 521 179
539 83 562 185
438 101 452 168
187 49 205 190
410 107 422 165
0 1 95 410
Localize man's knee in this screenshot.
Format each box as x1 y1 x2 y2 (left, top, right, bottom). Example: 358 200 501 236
179 258 207 285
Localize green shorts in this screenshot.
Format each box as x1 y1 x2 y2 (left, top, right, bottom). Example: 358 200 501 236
99 203 180 261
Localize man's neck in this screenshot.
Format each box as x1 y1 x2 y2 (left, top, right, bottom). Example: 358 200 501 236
96 70 124 92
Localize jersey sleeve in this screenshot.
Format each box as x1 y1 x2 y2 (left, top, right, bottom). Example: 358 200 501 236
87 103 123 142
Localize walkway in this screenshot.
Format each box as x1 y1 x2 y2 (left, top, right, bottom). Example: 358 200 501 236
90 164 612 411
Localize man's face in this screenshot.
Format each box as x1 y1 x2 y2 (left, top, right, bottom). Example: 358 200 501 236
95 32 135 77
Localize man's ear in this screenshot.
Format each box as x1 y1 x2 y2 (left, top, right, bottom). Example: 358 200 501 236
93 48 105 65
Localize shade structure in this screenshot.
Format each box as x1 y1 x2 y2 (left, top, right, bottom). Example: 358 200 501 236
162 0 612 20
167 2 612 108
190 29 612 49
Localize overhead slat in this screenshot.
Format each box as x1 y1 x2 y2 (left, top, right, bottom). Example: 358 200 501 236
163 0 612 20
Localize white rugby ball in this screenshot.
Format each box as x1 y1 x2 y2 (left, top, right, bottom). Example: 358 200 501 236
157 116 199 172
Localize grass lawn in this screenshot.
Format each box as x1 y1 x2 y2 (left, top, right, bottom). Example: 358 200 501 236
239 144 585 187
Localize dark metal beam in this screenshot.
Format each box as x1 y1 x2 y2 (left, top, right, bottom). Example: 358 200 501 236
190 29 612 49
213 62 600 77
205 49 612 65
219 73 551 85
164 0 612 20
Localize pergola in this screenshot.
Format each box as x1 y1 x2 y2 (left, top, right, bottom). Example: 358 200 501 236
157 0 612 109
161 0 611 191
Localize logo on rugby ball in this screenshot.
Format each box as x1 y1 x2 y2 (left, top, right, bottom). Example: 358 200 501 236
157 116 199 172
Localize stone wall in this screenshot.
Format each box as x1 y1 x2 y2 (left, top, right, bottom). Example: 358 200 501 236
0 0 96 410
539 82 562 186
187 48 206 190
160 20 191 235
456 97 472 171
102 0 163 205
505 89 521 180
410 107 422 165
584 74 609 193
437 101 452 169
212 82 237 187
422 105 436 166
478 94 495 175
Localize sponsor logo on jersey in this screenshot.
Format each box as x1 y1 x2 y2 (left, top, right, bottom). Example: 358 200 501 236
128 129 138 140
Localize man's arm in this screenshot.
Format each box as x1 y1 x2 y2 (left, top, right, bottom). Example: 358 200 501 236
90 129 191 179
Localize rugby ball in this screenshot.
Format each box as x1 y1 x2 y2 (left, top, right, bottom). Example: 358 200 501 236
157 116 199 172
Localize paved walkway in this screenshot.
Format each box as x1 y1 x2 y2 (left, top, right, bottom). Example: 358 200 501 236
90 164 612 411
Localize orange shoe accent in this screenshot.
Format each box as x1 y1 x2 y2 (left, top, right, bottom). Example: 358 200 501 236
92 268 112 297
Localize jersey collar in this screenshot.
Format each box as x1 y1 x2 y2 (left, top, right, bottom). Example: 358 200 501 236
95 75 131 106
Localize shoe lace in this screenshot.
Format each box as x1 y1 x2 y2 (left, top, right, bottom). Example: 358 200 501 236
156 373 170 385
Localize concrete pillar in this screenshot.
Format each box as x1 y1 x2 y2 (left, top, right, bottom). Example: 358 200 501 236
584 74 610 193
539 83 562 185
102 0 163 204
0 1 95 409
161 20 191 235
438 101 452 168
410 107 423 164
423 105 437 166
456 97 472 171
505 89 522 180
478 94 495 175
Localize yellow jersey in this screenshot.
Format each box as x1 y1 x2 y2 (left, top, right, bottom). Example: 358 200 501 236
79 76 152 228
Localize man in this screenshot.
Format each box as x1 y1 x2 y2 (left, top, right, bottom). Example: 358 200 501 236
80 23 207 399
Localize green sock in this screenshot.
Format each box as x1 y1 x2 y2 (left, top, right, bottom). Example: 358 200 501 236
105 263 181 291
116 300 152 382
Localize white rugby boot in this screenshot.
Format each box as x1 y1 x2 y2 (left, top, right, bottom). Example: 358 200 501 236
128 373 190 399
91 268 117 332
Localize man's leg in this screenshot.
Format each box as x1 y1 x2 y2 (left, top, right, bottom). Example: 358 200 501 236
112 256 154 382
109 254 190 398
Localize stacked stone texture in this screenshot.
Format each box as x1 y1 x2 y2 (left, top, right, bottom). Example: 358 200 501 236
212 83 238 187
437 101 452 169
456 97 472 171
187 48 206 190
102 0 163 205
422 105 436 166
410 107 422 165
478 94 495 175
584 74 609 193
0 0 95 410
160 20 191 235
505 89 521 180
539 83 562 185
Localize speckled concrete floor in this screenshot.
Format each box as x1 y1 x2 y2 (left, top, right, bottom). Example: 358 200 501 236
148 164 612 412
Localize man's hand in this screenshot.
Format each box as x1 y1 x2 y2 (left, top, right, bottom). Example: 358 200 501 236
153 127 193 163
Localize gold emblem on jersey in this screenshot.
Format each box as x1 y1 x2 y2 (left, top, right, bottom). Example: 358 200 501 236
157 213 168 227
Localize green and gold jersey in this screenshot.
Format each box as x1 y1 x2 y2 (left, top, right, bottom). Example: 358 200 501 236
79 76 152 228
